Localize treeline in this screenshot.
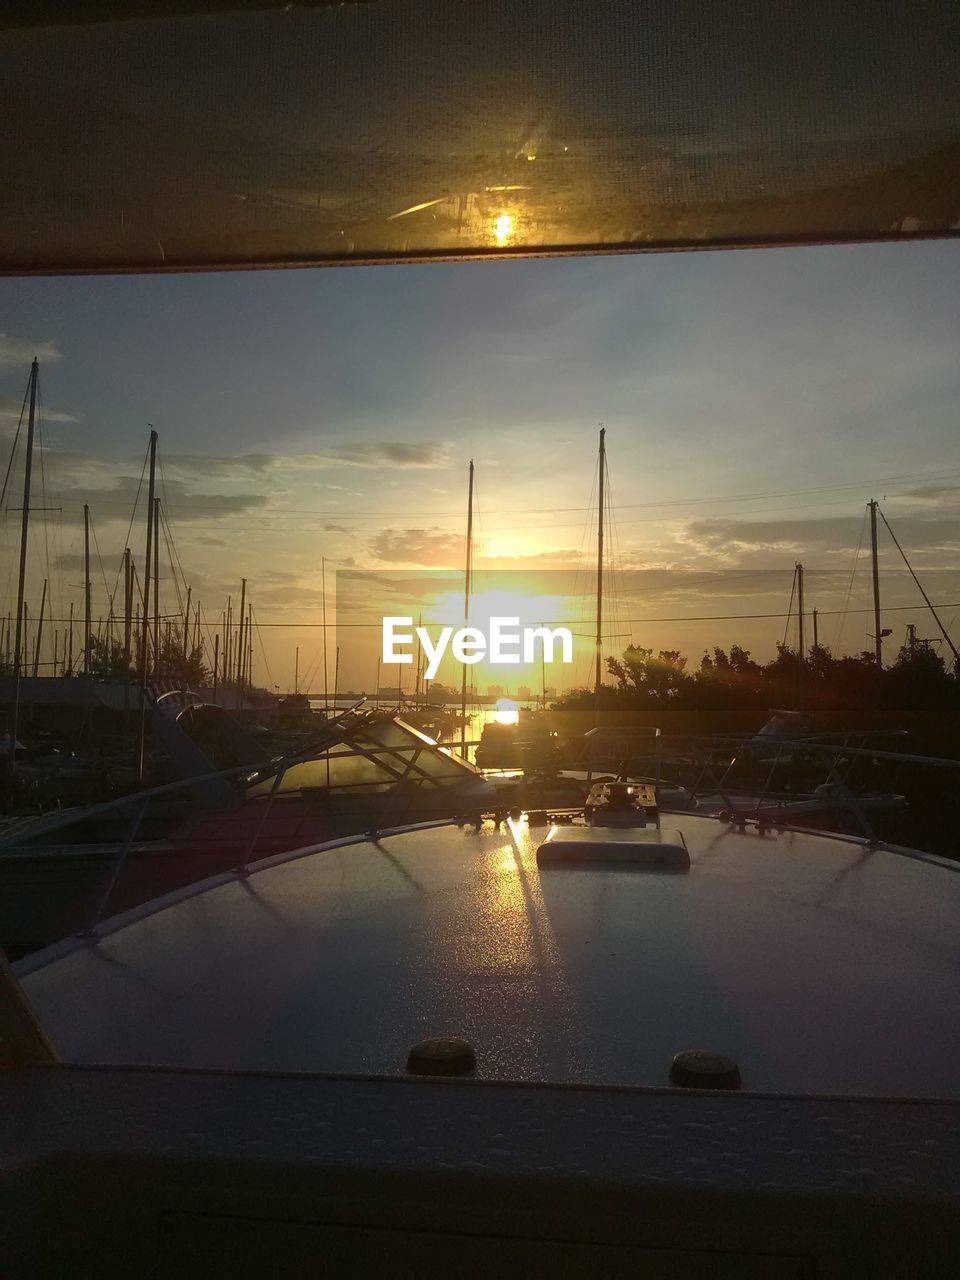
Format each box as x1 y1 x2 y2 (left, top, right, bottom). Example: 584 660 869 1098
556 640 960 721
0 635 211 686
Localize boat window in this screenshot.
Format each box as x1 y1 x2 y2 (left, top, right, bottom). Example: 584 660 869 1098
246 747 397 797
1 2 959 1109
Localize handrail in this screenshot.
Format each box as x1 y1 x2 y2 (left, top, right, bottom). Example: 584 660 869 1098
649 734 960 770
0 732 488 934
585 728 960 843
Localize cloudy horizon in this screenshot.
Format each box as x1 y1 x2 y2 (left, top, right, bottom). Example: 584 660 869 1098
1 238 958 692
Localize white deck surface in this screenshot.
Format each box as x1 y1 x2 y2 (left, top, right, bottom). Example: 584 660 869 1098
18 814 960 1097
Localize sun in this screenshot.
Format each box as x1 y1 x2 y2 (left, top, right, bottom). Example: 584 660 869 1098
492 697 519 725
492 213 515 247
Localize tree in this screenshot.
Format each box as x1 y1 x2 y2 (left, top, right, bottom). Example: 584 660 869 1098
151 636 210 687
87 635 134 681
885 640 952 709
606 645 688 700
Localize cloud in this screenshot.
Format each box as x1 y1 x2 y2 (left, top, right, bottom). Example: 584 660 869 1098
676 513 960 567
895 483 960 507
160 440 454 480
49 472 272 525
160 453 278 480
54 552 91 572
256 584 327 606
0 333 62 370
368 527 465 566
0 396 78 425
480 547 584 568
306 441 454 470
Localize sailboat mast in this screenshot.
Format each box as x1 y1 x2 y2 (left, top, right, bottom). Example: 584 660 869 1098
321 557 328 713
224 598 232 686
247 601 253 698
10 359 39 773
796 560 805 708
123 548 133 677
460 459 474 757
595 426 605 698
12 359 38 679
182 585 191 657
152 497 160 670
136 428 158 780
415 612 423 708
235 577 247 709
32 578 47 678
869 499 882 668
83 503 92 674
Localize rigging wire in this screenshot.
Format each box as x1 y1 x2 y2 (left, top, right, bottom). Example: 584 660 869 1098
158 503 186 617
0 380 28 635
832 505 868 653
35 382 53 599
75 598 954 630
110 440 150 603
781 567 797 649
252 607 274 690
36 379 68 634
157 453 189 610
878 505 960 663
84 462 960 521
0 375 29 513
87 511 114 634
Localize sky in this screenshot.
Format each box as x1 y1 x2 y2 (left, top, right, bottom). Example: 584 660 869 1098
1 238 958 693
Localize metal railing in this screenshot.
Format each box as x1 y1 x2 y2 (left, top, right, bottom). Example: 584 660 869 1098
588 729 960 844
0 736 487 938
5 722 959 940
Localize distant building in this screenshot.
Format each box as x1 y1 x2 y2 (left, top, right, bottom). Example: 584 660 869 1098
544 686 557 699
487 684 505 699
517 686 532 701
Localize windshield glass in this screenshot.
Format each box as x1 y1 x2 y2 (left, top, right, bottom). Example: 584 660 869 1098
2 237 959 1096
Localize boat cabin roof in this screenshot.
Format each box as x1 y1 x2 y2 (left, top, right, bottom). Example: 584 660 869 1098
18 812 960 1099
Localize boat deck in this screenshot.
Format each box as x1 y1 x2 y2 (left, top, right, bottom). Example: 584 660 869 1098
17 813 960 1098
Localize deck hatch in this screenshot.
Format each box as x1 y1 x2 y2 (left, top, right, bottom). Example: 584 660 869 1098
536 826 690 869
